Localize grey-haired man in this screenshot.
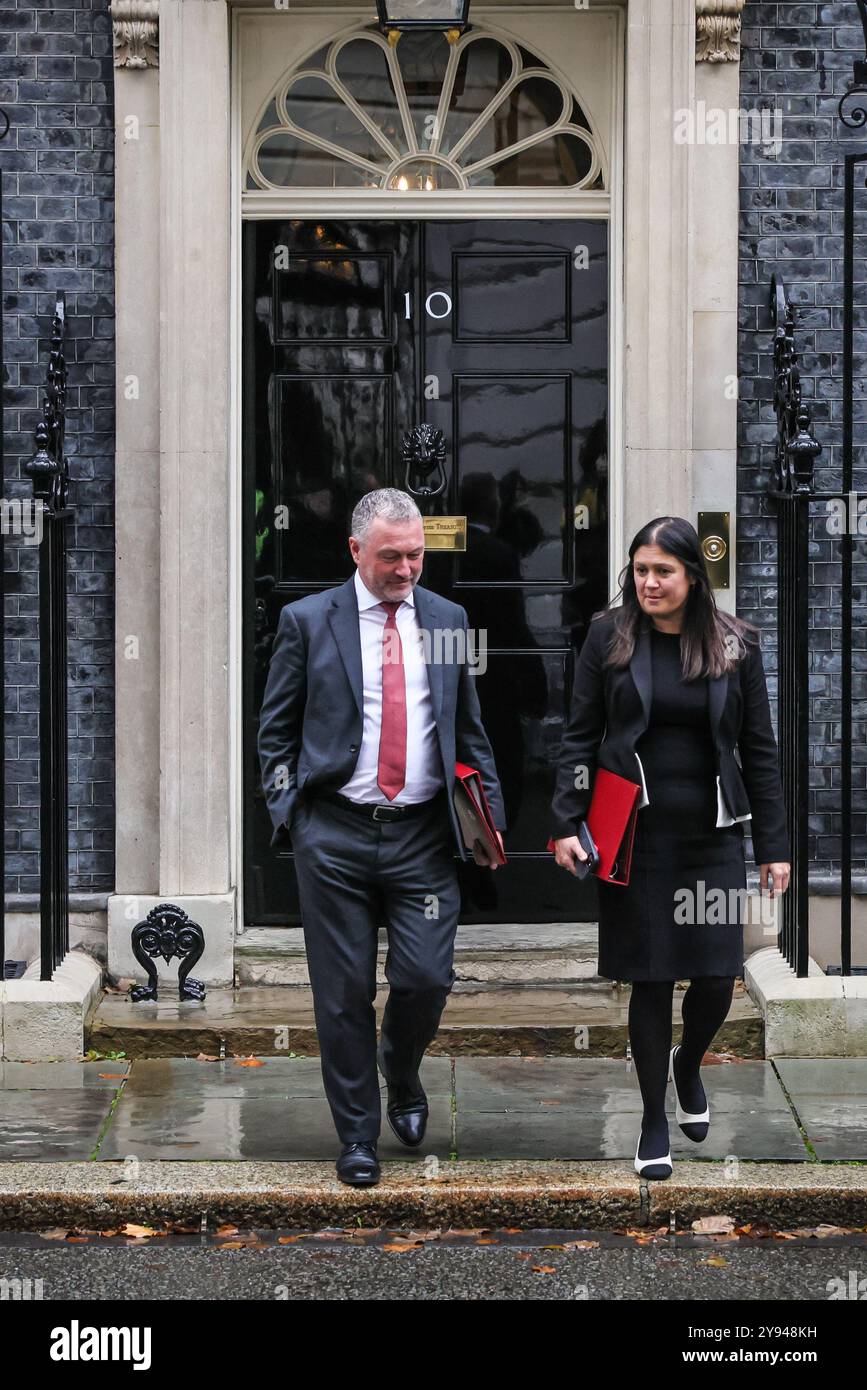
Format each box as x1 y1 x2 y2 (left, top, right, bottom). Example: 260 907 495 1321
258 488 505 1186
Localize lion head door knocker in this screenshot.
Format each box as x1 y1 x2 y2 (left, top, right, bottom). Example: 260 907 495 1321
129 903 206 1002
401 423 447 499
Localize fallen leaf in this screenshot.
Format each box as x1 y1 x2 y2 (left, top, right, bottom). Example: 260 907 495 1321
563 1240 599 1249
66 1237 89 1244
532 1265 556 1274
216 1224 240 1236
701 1255 729 1267
387 1230 442 1244
692 1215 735 1235
277 1235 305 1244
39 1229 73 1241
234 1056 265 1067
120 1223 156 1238
196 1053 220 1062
382 1241 421 1253
98 1074 126 1080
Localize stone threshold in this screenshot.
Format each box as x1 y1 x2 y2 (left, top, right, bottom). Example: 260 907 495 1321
87 982 764 1058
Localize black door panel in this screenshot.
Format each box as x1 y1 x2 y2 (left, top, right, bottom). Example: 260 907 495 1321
243 218 608 925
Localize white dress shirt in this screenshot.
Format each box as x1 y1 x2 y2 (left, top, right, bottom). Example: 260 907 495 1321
337 569 444 804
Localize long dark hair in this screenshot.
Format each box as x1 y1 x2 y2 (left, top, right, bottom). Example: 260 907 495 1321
594 516 757 680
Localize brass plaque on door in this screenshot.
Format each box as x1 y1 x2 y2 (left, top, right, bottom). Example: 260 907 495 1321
423 516 467 551
697 512 730 589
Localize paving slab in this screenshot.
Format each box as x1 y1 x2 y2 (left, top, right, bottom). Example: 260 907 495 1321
774 1058 867 1160
97 1058 453 1162
0 1092 116 1162
0 1061 130 1089
95 1095 451 1162
0 1062 129 1162
454 1058 808 1162
118 1056 452 1100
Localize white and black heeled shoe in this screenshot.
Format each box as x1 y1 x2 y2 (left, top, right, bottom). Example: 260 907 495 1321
669 1044 710 1141
633 1129 672 1180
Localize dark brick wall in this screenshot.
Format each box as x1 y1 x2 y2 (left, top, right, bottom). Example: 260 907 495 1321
738 0 866 875
2 0 114 896
1 0 862 895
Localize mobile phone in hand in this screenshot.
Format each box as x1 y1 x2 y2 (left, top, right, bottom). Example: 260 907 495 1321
575 820 600 879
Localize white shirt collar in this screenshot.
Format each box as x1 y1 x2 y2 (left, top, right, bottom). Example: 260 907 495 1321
353 567 415 612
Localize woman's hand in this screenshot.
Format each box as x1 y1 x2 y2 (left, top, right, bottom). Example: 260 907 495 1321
759 862 790 897
552 835 589 876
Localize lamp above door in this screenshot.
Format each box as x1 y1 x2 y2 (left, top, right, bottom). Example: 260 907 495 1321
375 0 471 35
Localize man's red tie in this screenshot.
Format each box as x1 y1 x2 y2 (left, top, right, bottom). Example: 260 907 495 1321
377 601 407 800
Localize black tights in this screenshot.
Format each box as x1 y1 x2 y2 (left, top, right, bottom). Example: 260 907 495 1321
628 976 735 1159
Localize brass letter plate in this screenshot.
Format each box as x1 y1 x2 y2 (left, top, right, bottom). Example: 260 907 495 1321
423 516 467 551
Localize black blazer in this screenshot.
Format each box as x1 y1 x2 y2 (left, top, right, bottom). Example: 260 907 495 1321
257 575 506 858
550 610 791 865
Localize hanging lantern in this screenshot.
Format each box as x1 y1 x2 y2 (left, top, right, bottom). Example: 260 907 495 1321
375 0 471 36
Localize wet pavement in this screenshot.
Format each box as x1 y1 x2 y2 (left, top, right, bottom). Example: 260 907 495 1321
0 1055 865 1164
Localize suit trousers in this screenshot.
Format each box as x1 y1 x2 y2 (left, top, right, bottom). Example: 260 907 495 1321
291 791 461 1144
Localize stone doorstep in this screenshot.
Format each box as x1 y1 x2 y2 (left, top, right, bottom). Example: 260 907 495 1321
236 922 602 986
1 951 104 1062
86 982 765 1058
746 948 867 1058
0 1160 866 1232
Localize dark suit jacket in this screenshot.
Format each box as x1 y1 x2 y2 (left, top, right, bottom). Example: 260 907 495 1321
550 609 791 866
257 575 506 858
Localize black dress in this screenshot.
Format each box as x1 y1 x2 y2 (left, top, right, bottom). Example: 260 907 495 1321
596 626 747 983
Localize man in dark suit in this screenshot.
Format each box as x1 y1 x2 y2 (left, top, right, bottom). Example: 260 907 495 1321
258 488 505 1186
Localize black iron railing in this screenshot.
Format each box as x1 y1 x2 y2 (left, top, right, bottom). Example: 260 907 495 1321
765 12 867 978
24 294 73 979
766 275 821 977
836 8 867 979
1 104 10 976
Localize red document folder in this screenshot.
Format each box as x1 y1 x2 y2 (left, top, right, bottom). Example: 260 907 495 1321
454 762 507 866
547 767 642 886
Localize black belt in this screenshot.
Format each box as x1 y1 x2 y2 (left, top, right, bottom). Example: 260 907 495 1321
316 790 445 823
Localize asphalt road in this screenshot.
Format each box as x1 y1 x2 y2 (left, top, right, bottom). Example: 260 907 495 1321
1 1228 866 1302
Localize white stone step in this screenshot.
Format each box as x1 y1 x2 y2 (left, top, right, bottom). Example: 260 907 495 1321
236 922 601 988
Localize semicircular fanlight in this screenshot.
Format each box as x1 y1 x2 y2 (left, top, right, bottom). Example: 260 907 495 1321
245 25 605 193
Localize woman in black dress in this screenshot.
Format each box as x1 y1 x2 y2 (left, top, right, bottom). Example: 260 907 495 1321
550 517 791 1180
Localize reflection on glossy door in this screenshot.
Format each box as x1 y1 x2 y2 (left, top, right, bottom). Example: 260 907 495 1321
243 219 608 925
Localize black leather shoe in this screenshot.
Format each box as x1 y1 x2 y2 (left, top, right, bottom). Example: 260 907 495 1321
386 1095 429 1147
377 1044 429 1148
336 1142 380 1187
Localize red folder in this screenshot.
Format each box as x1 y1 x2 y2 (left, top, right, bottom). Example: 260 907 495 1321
454 762 507 866
547 767 642 886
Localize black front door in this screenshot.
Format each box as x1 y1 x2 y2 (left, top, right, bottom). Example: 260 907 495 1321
242 218 608 926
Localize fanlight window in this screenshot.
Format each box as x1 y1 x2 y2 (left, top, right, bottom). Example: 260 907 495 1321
245 26 605 192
